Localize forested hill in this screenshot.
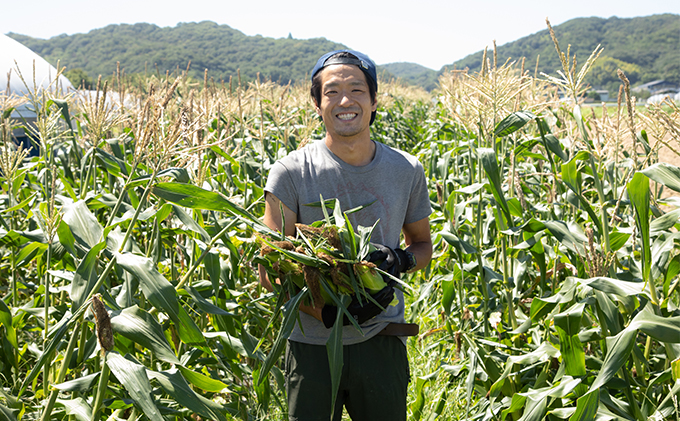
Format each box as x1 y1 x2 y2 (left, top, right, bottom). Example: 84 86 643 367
449 14 680 94
7 21 348 85
8 14 680 94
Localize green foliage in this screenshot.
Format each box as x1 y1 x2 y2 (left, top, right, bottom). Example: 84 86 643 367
8 21 347 85
63 68 94 90
450 14 680 92
380 63 438 91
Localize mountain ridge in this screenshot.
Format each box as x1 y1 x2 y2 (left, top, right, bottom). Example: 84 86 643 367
7 14 679 94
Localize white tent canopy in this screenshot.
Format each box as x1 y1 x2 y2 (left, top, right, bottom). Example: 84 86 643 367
0 33 73 97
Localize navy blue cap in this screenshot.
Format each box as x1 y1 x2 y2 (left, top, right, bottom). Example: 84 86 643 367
311 49 378 91
311 50 378 124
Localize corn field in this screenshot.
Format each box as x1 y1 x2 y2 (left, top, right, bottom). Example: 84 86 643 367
1 26 680 421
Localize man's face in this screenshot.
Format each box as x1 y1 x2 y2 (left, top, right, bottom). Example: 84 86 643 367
315 64 377 140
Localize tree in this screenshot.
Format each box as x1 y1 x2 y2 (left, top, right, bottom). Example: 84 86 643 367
64 68 94 89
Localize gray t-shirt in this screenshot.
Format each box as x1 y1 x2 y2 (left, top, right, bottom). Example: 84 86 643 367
264 138 431 345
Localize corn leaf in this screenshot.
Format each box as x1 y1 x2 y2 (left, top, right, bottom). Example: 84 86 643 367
0 299 17 349
110 306 180 365
55 397 92 421
641 163 680 193
628 172 651 285
62 200 103 249
106 353 163 421
568 389 599 421
590 327 637 391
180 285 233 316
52 372 100 393
479 148 512 228
257 288 307 386
70 241 106 310
494 111 535 138
178 366 231 393
148 369 233 420
115 252 180 326
151 182 271 233
327 297 345 415
629 304 680 343
19 313 71 397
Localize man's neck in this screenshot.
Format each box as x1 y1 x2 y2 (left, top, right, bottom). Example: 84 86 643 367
325 135 376 167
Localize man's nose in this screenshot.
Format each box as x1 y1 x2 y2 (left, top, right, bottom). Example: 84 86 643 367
338 91 354 106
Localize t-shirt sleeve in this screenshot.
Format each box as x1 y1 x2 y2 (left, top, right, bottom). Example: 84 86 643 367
264 160 299 215
405 161 432 225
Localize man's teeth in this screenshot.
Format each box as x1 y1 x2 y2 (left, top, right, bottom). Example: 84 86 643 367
337 113 357 120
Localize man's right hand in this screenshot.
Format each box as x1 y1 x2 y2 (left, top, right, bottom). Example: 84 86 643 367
321 285 395 328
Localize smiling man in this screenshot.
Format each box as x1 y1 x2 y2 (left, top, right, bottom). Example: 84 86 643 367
260 50 432 421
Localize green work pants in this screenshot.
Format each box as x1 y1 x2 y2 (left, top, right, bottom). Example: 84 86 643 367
285 335 409 421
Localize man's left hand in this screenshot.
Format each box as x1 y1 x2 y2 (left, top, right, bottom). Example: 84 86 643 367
367 244 414 277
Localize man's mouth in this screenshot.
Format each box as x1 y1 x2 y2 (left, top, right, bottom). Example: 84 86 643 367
336 112 358 121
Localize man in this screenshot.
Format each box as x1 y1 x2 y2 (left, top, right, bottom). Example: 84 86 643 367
260 49 432 421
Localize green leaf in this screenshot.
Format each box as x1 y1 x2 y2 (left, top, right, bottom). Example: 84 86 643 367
0 403 18 421
628 172 651 283
110 306 180 365
568 389 599 421
649 379 680 420
0 299 17 349
148 369 232 420
575 277 646 297
106 353 163 421
555 303 586 377
590 327 637 391
95 148 130 178
651 208 680 233
171 205 209 241
258 289 307 386
15 242 47 268
1 192 37 214
52 372 100 392
56 398 92 421
19 313 71 397
507 342 560 365
608 231 631 251
543 221 586 254
115 252 180 326
542 133 568 162
440 230 478 254
56 218 78 257
479 148 512 227
641 162 680 192
128 167 190 188
62 200 104 249
494 110 535 138
176 304 206 346
152 182 271 233
180 286 233 316
441 274 455 316
178 366 231 393
556 327 586 378
629 304 680 343
554 302 585 337
327 297 345 414
70 241 107 310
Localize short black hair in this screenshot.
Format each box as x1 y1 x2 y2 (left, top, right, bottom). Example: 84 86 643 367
310 51 377 108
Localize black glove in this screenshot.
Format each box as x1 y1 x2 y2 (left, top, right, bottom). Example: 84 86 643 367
367 244 414 277
321 285 395 328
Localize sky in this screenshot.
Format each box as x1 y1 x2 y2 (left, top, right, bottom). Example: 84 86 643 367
3 0 679 70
